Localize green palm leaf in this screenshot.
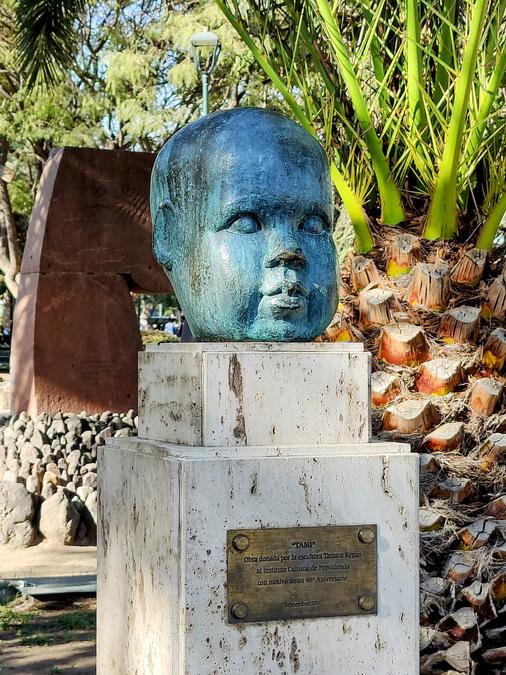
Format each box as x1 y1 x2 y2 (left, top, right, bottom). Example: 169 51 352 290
15 0 85 86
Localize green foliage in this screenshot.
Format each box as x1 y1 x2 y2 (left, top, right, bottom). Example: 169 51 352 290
141 330 179 346
3 0 277 222
0 606 38 631
217 0 506 249
15 0 86 87
56 610 95 631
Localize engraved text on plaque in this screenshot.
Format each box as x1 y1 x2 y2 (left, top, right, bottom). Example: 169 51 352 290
227 525 377 623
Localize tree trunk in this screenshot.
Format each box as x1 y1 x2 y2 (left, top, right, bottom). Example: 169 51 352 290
0 137 20 298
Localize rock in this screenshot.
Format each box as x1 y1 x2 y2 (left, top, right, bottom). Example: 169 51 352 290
25 475 40 494
41 483 56 499
19 462 31 480
114 427 131 438
41 444 53 458
6 456 19 472
82 472 97 488
51 419 66 435
3 470 21 484
31 429 49 450
38 490 80 545
20 443 40 465
85 491 97 526
77 485 93 503
81 430 94 449
80 462 97 475
43 470 60 486
65 416 83 435
96 427 112 444
0 481 35 547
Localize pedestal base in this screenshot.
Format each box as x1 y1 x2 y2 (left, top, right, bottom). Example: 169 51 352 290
98 439 419 674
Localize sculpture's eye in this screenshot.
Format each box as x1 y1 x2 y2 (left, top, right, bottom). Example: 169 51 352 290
299 214 327 234
227 214 261 234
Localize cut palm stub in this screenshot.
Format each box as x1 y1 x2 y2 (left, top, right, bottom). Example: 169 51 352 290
371 371 401 407
461 581 497 624
430 477 474 504
407 261 450 311
424 422 465 452
444 551 478 585
481 328 506 371
482 273 506 320
383 398 439 433
485 496 506 518
386 233 421 277
468 378 504 416
474 433 506 472
378 322 430 366
416 358 463 395
451 248 487 287
350 255 382 291
358 287 401 327
438 305 481 344
419 507 445 531
458 520 497 550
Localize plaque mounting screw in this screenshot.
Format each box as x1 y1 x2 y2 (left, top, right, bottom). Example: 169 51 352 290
358 527 375 544
232 534 250 551
358 595 374 611
231 602 248 620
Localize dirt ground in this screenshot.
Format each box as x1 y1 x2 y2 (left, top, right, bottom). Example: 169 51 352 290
0 595 95 674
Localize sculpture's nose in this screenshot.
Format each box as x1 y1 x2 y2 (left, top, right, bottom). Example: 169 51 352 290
264 226 307 269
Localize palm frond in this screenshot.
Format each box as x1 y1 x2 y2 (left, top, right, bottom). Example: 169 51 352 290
16 0 85 87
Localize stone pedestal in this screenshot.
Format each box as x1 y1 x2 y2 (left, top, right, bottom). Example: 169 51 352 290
98 343 419 674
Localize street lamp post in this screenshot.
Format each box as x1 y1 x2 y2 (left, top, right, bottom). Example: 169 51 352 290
190 29 221 116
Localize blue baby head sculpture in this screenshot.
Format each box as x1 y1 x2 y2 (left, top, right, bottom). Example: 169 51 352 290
150 107 338 341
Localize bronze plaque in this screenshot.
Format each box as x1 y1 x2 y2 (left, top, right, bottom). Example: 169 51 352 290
227 525 377 623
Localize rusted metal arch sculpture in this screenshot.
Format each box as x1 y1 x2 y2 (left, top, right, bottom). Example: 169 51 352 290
11 147 171 415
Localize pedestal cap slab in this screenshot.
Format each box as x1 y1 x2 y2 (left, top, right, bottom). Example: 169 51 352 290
138 342 370 446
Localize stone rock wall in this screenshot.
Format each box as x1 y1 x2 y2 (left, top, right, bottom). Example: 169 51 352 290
0 410 137 547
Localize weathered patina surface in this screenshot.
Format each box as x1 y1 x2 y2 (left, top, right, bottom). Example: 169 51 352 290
150 107 338 341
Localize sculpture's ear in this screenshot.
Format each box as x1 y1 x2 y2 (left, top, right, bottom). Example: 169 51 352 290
152 199 177 272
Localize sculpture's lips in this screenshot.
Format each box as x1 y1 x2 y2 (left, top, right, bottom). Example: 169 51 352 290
263 281 309 299
261 280 309 316
269 294 305 310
